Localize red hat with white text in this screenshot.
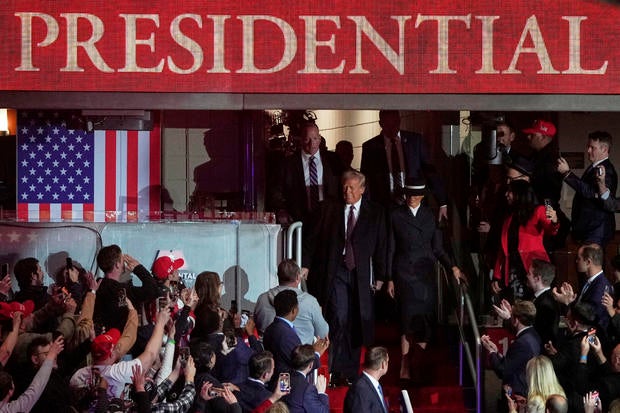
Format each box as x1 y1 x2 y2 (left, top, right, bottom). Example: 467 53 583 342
152 256 184 280
523 120 556 138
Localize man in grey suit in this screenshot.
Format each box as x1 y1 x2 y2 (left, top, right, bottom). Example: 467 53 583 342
303 170 387 384
344 346 390 413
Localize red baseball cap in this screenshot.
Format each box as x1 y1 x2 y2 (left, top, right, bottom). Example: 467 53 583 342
91 328 121 360
152 256 184 280
523 120 556 137
0 300 35 319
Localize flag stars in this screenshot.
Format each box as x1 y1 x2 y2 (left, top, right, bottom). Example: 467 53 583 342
20 127 28 134
44 185 51 192
68 177 74 184
60 185 66 192
7 232 20 243
29 168 35 175
52 127 59 135
52 144 59 151
36 127 44 134
29 152 36 159
44 168 51 175
83 193 90 200
44 136 51 143
36 144 43 151
36 161 43 167
60 152 67 159
75 169 82 176
75 184 82 192
37 193 43 200
60 168 67 175
21 177 28 183
68 160 74 167
36 177 43 183
21 144 28 151
68 193 74 200
44 152 51 159
76 153 82 160
21 160 28 167
21 193 28 200
60 136 67 143
83 144 91 151
75 136 82 142
83 177 90 184
52 161 59 167
68 144 74 151
27 232 38 242
52 177 59 184
83 161 90 168
29 184 35 191
52 193 59 200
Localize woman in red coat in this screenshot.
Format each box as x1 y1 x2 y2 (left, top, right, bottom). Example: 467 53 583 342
491 180 559 300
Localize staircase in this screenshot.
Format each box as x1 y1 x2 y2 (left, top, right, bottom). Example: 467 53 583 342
327 320 472 413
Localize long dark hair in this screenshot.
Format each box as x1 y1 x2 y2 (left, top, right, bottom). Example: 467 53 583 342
507 180 538 226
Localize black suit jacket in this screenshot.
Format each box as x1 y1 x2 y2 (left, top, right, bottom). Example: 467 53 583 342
270 150 342 223
344 373 387 413
388 204 453 314
565 158 618 246
303 199 387 346
360 131 447 208
533 289 560 345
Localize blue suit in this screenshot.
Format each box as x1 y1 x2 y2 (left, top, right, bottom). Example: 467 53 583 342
234 378 272 413
263 317 319 389
489 326 541 396
284 371 329 413
565 159 617 246
344 373 387 413
578 272 612 329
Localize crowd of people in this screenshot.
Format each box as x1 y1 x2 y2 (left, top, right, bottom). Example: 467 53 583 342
1 110 620 413
473 119 620 413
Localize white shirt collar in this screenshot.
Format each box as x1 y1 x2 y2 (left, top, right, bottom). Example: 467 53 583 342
534 286 550 298
346 198 363 211
362 370 380 389
409 204 421 217
302 150 321 162
587 271 603 284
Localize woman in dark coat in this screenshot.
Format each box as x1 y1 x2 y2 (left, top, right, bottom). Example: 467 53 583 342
387 178 465 380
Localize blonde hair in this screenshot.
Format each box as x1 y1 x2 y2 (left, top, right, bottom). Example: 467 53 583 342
526 356 565 412
265 401 290 413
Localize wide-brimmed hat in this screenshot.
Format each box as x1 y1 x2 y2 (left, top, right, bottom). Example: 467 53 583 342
505 153 534 177
402 178 427 196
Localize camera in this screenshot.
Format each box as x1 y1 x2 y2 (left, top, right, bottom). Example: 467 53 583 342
179 347 190 366
588 328 597 345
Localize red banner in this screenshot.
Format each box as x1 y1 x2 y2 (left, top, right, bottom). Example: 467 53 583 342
1 0 619 94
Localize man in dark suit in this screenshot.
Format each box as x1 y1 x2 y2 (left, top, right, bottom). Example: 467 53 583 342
526 259 561 346
557 130 617 247
234 351 275 413
344 346 389 413
262 290 328 390
283 344 329 413
552 243 612 329
303 170 387 383
360 110 447 220
270 122 342 226
481 300 541 397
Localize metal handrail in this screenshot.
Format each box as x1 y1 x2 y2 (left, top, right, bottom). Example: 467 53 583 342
440 267 482 413
286 221 303 266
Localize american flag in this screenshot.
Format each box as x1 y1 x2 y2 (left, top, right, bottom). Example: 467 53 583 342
16 111 161 222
